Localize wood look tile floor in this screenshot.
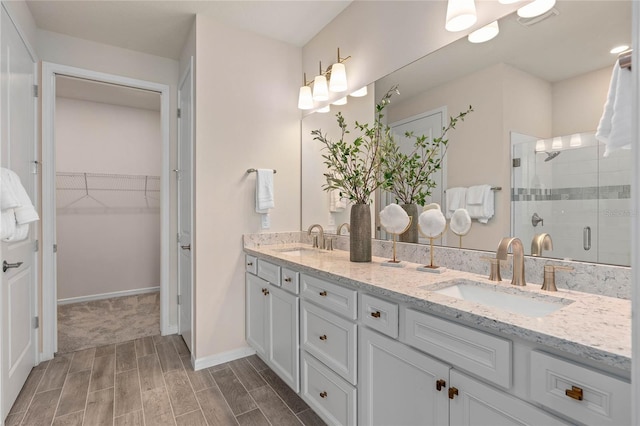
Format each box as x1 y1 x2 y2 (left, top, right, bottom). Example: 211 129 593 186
6 335 325 426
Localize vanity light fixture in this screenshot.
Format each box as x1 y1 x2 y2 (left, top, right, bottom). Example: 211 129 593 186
570 133 582 147
468 21 499 43
498 0 521 3
535 139 546 152
350 86 368 97
445 0 477 32
610 45 630 54
297 73 314 110
517 0 556 18
551 136 563 150
332 96 348 106
317 105 331 113
313 65 329 102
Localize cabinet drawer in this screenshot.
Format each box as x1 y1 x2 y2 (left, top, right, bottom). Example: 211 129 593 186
530 351 630 426
257 259 281 286
301 352 356 426
360 293 399 339
401 308 511 388
301 274 357 320
245 255 257 274
281 267 299 295
301 300 357 385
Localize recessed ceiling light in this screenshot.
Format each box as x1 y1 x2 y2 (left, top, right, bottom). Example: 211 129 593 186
468 21 499 43
517 0 556 19
610 45 630 54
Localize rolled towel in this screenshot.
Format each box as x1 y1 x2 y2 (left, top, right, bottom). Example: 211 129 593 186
445 187 466 218
419 208 446 238
450 208 472 236
379 203 410 234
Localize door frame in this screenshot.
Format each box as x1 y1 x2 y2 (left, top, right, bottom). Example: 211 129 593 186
177 57 194 355
40 62 172 359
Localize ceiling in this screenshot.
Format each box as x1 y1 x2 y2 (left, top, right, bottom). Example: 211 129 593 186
56 76 161 111
26 0 352 60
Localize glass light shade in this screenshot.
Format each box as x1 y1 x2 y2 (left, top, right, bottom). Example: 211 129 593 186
298 86 313 110
350 86 368 97
468 21 499 43
329 63 348 92
517 0 556 18
317 105 330 113
570 134 582 147
498 0 521 3
551 136 563 150
535 139 546 152
445 0 477 32
332 97 347 106
610 45 630 54
312 75 329 101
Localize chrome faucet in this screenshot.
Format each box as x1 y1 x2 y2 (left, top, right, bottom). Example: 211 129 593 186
496 237 526 286
307 224 324 249
531 233 553 257
336 222 350 235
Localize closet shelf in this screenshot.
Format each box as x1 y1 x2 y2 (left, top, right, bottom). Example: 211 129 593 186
56 172 160 194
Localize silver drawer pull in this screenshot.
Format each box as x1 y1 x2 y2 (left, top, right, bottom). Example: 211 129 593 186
320 391 327 398
3 261 23 273
371 311 381 318
319 334 327 341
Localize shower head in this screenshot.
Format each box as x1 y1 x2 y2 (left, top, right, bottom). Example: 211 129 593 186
543 151 561 162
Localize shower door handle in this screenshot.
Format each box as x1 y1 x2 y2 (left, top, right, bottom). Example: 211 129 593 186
583 226 591 251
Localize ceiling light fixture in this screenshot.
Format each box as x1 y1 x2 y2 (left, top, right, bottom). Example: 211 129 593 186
535 139 546 152
517 0 556 18
610 45 630 54
298 47 351 110
570 134 582 147
551 136 563 150
445 0 477 32
317 105 331 113
332 97 348 106
350 86 368 97
468 21 499 43
498 0 521 3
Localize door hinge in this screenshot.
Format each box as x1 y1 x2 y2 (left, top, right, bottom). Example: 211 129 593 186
34 240 39 252
177 108 182 118
53 244 58 253
33 85 39 97
32 160 40 174
512 158 521 168
33 316 39 329
177 295 181 305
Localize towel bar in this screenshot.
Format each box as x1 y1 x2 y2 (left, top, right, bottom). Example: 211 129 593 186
444 186 501 192
246 168 277 174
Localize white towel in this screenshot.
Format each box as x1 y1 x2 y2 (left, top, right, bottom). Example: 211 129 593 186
255 169 274 213
379 203 410 234
445 187 466 219
1 210 16 241
466 184 494 224
1 168 21 210
596 64 632 157
418 208 446 238
329 190 347 212
1 168 39 224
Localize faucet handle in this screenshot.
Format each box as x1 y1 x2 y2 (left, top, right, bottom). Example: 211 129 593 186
542 264 573 291
480 256 505 281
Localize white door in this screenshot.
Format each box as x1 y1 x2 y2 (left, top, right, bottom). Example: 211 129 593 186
1 6 37 419
177 60 193 352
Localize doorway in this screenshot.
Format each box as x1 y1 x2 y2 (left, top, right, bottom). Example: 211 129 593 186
41 63 172 359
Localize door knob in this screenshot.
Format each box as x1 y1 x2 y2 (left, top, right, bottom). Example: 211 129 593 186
181 245 191 251
3 261 23 273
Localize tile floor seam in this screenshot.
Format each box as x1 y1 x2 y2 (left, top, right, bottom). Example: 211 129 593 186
49 356 73 423
227 364 272 426
80 350 98 426
207 369 242 426
155 339 178 426
134 350 148 426
180 348 211 426
18 357 51 423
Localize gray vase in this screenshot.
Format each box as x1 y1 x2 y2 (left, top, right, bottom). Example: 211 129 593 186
399 203 419 244
350 204 372 262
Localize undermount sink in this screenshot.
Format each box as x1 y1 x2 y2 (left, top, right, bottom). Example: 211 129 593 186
274 246 321 256
427 279 572 318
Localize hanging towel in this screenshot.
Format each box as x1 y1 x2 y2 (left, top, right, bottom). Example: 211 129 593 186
255 169 275 213
466 184 494 224
1 210 16 241
596 63 632 157
445 187 467 219
1 168 39 224
1 168 20 210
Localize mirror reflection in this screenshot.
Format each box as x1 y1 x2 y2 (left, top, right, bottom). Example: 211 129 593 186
301 1 631 266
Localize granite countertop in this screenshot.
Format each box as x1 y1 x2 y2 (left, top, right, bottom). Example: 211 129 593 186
245 243 631 373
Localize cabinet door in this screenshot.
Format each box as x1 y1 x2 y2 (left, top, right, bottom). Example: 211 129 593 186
449 370 567 425
246 273 269 357
359 327 450 426
268 285 300 393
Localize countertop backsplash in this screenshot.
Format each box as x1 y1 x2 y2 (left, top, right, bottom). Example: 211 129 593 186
243 231 631 300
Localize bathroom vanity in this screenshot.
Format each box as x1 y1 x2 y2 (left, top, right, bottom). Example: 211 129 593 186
244 240 631 426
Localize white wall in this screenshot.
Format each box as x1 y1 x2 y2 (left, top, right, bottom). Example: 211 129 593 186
55 97 161 300
36 30 180 325
193 15 301 361
1 1 37 54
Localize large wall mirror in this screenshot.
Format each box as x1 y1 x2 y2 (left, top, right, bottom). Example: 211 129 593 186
301 0 631 266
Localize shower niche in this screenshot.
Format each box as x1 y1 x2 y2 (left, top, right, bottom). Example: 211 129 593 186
511 131 631 266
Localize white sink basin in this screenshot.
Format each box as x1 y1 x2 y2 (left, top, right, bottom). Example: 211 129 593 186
428 280 572 318
274 246 321 256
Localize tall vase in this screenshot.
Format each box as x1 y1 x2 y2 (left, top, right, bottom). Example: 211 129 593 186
350 204 372 262
399 203 419 244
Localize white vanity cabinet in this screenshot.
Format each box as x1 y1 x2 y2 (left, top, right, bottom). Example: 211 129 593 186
245 260 300 392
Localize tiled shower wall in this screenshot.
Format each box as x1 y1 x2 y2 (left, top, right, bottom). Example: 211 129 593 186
512 133 631 266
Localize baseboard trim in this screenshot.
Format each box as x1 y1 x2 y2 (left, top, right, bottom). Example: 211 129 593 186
163 325 178 336
57 286 160 305
193 346 256 371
